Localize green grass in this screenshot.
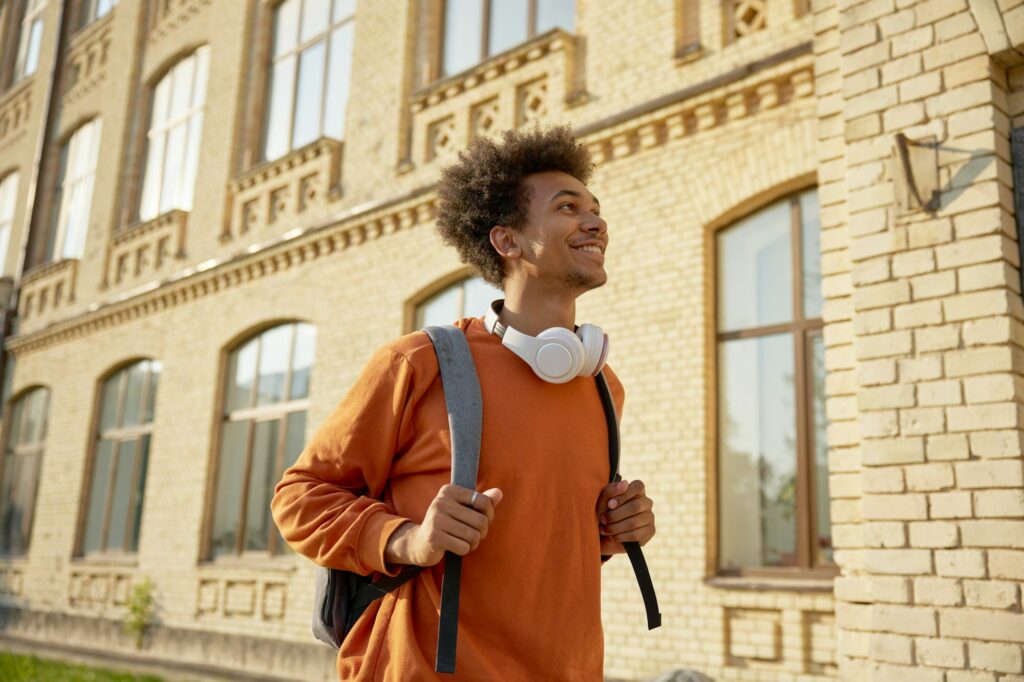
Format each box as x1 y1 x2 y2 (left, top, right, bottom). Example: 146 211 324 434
0 652 165 682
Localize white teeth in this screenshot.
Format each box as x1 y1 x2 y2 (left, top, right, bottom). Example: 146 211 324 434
576 245 602 254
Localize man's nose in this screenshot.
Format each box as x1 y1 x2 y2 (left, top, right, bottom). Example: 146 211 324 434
582 214 607 234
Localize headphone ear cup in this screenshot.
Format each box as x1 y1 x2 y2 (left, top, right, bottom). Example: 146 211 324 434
535 328 585 383
577 324 608 376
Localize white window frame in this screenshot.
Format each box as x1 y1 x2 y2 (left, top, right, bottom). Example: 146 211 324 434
0 173 19 276
263 0 356 161
139 46 210 222
52 120 101 261
13 0 46 83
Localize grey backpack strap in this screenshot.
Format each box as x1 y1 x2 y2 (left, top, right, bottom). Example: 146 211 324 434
423 325 482 674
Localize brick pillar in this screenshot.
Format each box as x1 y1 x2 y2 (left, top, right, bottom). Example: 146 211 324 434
818 0 1024 679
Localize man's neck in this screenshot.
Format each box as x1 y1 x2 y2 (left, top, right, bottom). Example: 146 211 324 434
499 280 578 336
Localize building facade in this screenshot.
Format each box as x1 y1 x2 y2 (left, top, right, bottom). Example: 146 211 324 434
0 0 1020 680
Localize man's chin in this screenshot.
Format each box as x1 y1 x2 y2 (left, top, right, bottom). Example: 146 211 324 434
567 270 608 291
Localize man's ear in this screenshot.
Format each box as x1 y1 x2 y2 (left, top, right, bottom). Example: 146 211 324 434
489 226 520 260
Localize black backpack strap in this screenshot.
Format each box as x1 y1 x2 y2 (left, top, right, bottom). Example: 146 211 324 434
595 371 662 631
423 325 483 674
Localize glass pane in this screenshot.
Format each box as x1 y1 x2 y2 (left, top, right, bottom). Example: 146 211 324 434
462 277 502 318
264 55 296 160
284 411 307 470
718 199 793 332
488 0 528 56
257 325 293 406
105 440 136 552
23 389 46 445
244 419 279 552
159 122 188 214
536 0 575 33
0 454 18 554
211 420 249 556
301 0 331 42
333 0 355 21
443 0 483 76
416 284 461 329
24 19 42 77
169 56 196 121
14 451 40 554
810 334 831 565
0 226 10 275
323 23 354 141
273 0 300 55
151 72 172 129
289 324 316 400
99 372 122 433
7 396 24 447
180 111 203 211
191 47 210 107
145 361 162 424
292 42 327 150
139 131 166 221
121 362 146 428
129 434 150 552
98 0 117 18
82 440 114 554
227 339 258 411
719 333 797 569
800 189 822 320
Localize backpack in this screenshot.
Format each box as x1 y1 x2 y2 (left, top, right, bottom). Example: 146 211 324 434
311 325 660 673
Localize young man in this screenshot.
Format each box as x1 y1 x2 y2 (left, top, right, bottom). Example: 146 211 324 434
272 126 656 680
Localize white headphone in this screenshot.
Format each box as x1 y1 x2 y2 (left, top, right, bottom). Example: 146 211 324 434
483 300 609 384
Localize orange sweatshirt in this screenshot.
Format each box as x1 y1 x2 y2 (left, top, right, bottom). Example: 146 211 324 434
272 316 625 681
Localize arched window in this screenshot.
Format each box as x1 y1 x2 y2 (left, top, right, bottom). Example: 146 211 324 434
139 47 210 222
0 172 20 274
49 119 102 261
210 322 316 557
263 0 355 161
414 275 502 330
715 188 830 573
0 387 50 556
12 0 45 83
81 360 161 555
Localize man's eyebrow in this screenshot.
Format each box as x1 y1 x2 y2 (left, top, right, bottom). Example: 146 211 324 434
550 189 601 207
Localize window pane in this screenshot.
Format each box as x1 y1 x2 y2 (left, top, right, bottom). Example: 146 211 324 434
159 122 188 214
105 440 136 552
211 420 249 556
169 57 196 122
719 333 797 569
301 0 331 42
289 324 316 400
333 0 355 21
416 284 461 329
23 388 46 445
7 397 24 447
273 0 300 55
129 434 150 552
462 277 502 318
717 199 793 332
488 0 528 56
323 23 354 141
24 19 43 77
121 362 147 428
83 440 114 554
179 111 203 211
14 452 40 553
145 362 162 423
443 0 483 76
244 419 279 552
801 189 822 319
536 0 575 33
191 46 210 108
139 131 166 222
284 411 307 470
264 55 296 160
99 372 121 433
257 325 293 406
292 42 327 150
810 334 831 565
227 339 258 412
97 0 117 19
0 454 18 554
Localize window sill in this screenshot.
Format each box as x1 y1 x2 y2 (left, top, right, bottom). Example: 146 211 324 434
0 555 29 566
674 42 704 65
70 554 139 568
198 555 300 574
704 575 835 593
69 9 115 48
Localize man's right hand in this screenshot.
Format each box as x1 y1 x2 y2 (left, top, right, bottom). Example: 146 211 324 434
384 485 503 567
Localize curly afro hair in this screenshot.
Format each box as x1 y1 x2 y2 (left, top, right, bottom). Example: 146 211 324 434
435 125 594 287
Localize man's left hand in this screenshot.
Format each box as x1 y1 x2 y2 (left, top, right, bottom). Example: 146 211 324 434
596 479 655 555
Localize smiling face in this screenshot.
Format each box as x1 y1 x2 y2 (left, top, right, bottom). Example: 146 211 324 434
491 171 608 295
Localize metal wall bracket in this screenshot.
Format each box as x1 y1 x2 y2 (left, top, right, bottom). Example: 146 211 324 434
894 133 940 214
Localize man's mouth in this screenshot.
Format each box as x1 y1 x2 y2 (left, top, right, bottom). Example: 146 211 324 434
573 244 604 255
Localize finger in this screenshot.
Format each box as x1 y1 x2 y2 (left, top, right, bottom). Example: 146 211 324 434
437 516 483 550
441 499 490 529
605 496 653 525
467 488 501 522
607 526 655 545
607 479 646 510
602 513 654 537
596 480 629 519
481 487 503 507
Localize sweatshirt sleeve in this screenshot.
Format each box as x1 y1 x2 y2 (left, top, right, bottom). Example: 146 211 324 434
271 346 417 576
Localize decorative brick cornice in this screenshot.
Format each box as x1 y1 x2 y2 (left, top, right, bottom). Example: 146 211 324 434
149 0 213 44
64 13 113 105
0 79 33 148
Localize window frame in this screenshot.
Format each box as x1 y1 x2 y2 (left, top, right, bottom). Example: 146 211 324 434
48 118 102 263
75 0 118 31
77 360 161 558
432 0 576 81
707 186 834 580
204 321 315 560
405 268 503 333
0 386 50 557
12 0 46 84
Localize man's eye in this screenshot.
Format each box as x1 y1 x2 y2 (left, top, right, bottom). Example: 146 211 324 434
559 203 574 211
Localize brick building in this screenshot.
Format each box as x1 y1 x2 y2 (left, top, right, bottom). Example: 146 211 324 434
0 0 1020 680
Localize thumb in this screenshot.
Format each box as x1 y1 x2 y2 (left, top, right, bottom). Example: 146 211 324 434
481 487 503 507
